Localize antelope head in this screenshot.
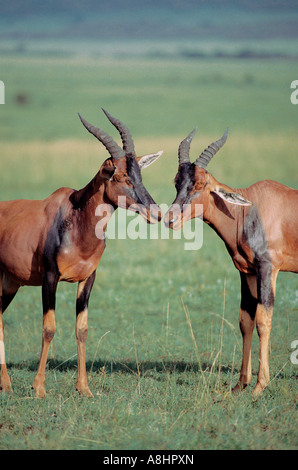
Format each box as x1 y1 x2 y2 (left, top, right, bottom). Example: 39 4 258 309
164 127 251 230
79 108 163 223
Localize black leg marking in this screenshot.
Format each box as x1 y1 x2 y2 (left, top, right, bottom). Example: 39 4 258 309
255 261 275 309
76 271 96 315
2 292 17 313
240 272 257 319
42 271 59 313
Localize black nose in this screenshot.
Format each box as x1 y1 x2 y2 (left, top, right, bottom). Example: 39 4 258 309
151 210 162 223
164 213 177 228
148 204 163 223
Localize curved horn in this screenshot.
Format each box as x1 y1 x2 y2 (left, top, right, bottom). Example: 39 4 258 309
102 108 135 156
178 127 197 165
195 128 229 169
78 113 125 160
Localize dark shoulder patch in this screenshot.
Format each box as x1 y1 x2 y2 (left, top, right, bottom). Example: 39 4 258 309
43 208 70 274
243 206 268 258
243 205 274 308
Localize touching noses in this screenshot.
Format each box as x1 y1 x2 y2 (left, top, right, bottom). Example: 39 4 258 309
164 208 178 228
150 204 163 223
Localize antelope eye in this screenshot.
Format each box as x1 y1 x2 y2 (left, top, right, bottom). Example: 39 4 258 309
114 172 128 182
194 180 204 191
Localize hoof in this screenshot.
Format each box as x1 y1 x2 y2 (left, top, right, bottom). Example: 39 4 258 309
76 384 94 398
252 382 266 397
0 382 13 393
232 382 249 394
33 381 46 398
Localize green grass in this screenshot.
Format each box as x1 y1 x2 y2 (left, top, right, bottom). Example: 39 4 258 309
1 55 298 141
0 53 297 450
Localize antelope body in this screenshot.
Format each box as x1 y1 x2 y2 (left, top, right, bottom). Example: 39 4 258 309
0 109 162 397
164 128 298 395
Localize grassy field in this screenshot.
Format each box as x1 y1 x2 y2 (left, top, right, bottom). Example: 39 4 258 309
1 55 298 140
0 53 297 450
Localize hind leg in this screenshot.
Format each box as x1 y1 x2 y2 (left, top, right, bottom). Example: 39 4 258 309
0 274 19 392
253 268 278 396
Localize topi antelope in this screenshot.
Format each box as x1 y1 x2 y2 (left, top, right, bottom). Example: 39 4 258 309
0 108 163 397
164 127 298 395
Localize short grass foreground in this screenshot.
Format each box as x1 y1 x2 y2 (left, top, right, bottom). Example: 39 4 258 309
0 264 297 450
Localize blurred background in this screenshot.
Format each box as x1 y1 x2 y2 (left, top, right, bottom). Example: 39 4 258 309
0 0 297 450
1 0 298 138
0 0 297 192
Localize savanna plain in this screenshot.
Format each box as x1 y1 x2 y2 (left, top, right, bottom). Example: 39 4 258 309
0 50 297 450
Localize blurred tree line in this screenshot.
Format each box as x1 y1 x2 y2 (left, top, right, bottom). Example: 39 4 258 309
0 0 297 16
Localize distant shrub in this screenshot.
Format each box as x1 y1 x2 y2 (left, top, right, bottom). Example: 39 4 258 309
15 93 29 105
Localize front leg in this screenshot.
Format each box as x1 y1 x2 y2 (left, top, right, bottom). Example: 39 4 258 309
0 272 19 393
33 271 59 398
75 271 96 397
0 270 12 393
233 273 257 393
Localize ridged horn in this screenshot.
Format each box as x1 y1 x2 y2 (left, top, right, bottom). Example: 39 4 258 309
195 128 229 169
78 112 125 160
178 127 197 165
102 108 135 156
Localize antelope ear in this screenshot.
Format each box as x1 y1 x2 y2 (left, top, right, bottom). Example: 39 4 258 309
137 151 163 170
100 164 116 181
212 187 252 206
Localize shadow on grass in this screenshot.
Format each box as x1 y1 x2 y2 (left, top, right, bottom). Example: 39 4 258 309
8 357 236 376
8 357 296 381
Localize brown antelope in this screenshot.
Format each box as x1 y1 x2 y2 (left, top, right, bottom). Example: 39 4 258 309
164 128 298 395
0 108 163 398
